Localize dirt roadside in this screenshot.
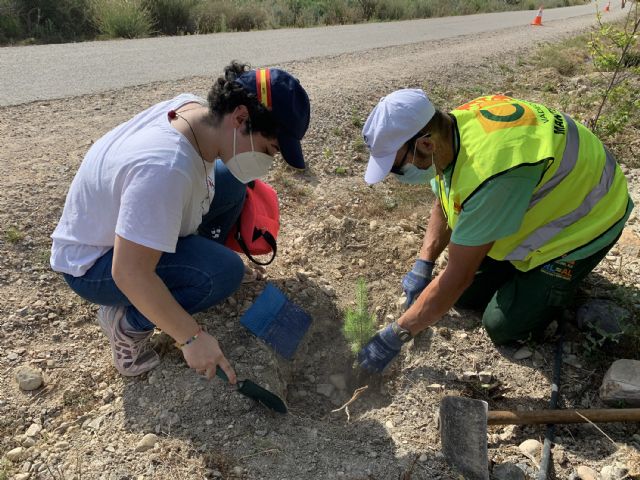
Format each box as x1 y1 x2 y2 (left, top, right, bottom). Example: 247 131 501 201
1 14 639 480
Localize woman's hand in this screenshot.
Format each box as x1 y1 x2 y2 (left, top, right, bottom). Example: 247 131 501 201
181 331 236 384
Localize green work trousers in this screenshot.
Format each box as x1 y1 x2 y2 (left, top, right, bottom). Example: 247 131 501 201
456 239 617 345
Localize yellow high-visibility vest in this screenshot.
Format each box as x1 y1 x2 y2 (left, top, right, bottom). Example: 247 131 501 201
442 95 629 272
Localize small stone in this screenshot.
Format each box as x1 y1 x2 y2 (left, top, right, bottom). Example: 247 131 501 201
232 466 243 476
600 359 640 406
329 374 347 391
478 371 493 384
8 352 19 360
461 371 478 382
5 447 25 462
316 383 335 398
368 451 378 458
563 354 583 369
25 424 42 437
519 439 542 458
14 474 30 480
576 299 628 335
369 220 378 230
385 420 394 429
358 259 366 267
22 437 36 448
135 433 158 452
576 465 599 480
513 346 533 360
493 462 526 480
601 464 629 480
14 366 43 391
419 453 428 462
396 295 407 308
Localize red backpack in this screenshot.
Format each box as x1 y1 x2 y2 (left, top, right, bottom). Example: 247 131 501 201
225 180 279 265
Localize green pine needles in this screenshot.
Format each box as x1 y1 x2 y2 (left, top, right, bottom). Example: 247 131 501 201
343 278 377 355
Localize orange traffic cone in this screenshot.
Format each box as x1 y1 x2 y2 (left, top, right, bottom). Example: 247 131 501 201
604 1 611 11
531 6 543 26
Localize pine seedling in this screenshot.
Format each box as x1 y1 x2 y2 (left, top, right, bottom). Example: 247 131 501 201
343 278 377 355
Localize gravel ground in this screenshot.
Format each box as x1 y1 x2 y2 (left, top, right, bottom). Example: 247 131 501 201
1 9 639 480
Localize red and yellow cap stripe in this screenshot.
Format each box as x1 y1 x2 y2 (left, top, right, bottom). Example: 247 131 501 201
255 68 272 109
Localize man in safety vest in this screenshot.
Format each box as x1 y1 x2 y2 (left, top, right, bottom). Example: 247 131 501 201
357 89 632 373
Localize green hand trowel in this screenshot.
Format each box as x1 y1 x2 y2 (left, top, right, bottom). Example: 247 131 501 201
216 367 287 414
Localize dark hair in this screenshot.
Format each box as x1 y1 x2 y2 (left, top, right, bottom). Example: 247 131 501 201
207 61 279 139
424 109 449 137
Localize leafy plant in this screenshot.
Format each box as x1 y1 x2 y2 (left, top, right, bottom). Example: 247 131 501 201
143 0 197 35
5 226 24 243
92 0 153 39
342 278 377 355
588 3 640 135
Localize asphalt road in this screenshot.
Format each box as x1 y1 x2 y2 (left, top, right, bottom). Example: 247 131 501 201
0 3 626 106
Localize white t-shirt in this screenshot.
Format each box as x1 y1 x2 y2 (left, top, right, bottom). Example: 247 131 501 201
51 94 214 277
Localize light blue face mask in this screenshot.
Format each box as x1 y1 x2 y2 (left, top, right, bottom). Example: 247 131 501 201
395 163 435 185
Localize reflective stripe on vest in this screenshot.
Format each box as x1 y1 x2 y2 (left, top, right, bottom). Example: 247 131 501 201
528 114 579 209
504 144 617 261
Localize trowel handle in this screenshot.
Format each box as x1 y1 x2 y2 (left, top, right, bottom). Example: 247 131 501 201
488 408 640 425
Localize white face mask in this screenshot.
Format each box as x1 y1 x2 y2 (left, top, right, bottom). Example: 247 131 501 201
394 134 435 185
395 163 435 185
225 128 274 184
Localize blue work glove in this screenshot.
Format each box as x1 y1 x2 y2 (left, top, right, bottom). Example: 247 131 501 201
402 259 435 308
357 324 404 373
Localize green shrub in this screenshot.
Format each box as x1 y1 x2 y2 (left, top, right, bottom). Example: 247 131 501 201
15 0 95 42
143 0 197 35
92 0 153 38
191 0 233 33
0 0 22 42
228 5 265 31
375 0 407 21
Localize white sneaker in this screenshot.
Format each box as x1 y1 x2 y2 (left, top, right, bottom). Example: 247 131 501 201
97 305 160 377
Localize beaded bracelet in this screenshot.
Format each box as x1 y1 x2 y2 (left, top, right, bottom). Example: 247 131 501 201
175 327 203 350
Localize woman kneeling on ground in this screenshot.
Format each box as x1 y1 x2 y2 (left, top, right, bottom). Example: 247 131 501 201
50 61 310 383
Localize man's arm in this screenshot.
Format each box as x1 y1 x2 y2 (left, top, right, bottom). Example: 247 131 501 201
419 199 451 262
398 240 494 335
112 235 236 382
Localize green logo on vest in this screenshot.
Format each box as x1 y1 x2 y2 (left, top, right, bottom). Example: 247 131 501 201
479 104 525 123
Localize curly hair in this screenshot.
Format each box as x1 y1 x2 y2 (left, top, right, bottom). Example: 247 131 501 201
207 61 279 139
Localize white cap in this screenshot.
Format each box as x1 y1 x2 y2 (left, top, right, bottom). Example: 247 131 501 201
362 89 435 185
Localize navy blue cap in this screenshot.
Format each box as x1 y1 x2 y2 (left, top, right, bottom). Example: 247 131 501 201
235 68 310 169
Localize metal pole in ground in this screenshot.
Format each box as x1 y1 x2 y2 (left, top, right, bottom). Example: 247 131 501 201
536 327 565 480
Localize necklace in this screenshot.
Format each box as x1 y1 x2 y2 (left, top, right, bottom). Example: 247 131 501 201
168 108 211 207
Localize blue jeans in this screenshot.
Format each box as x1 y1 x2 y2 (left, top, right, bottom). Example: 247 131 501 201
64 160 247 331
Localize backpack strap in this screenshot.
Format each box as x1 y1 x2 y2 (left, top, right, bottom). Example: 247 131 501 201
234 226 277 266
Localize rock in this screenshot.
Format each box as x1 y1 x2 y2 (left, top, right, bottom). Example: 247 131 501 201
418 453 428 462
601 464 629 480
369 220 378 230
328 374 347 391
478 371 493 384
618 227 640 257
576 299 628 335
14 474 31 480
5 446 25 462
135 433 158 452
493 462 526 480
316 383 335 398
513 347 533 360
519 439 542 458
232 466 243 476
461 371 478 382
396 295 407 308
25 423 42 437
576 465 599 480
14 366 43 391
563 354 583 369
600 359 640 406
